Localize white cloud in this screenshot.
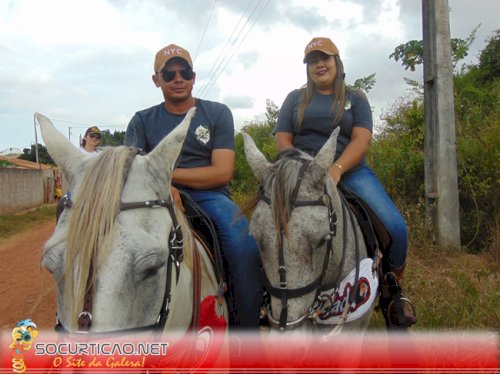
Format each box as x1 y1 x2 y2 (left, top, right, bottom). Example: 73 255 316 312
0 0 498 150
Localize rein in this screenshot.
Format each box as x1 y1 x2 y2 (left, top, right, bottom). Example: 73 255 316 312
56 148 194 335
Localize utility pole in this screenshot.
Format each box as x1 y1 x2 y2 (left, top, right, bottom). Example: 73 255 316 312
33 115 40 169
422 0 461 248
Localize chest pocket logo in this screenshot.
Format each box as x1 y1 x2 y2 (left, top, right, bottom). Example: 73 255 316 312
194 125 210 145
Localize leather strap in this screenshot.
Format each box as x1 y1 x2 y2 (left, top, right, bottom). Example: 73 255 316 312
77 262 94 331
190 242 202 329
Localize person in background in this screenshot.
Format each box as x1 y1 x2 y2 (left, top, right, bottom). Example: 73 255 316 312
56 126 102 221
125 43 263 330
274 36 416 328
79 126 101 157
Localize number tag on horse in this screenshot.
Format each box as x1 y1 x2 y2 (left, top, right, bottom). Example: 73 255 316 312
316 258 378 324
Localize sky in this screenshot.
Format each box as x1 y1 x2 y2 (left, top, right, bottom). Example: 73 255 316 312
0 0 498 151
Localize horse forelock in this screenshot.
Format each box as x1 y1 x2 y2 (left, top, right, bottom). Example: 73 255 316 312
64 146 134 329
262 149 323 248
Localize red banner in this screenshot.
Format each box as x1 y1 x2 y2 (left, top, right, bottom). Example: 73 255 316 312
1 328 498 373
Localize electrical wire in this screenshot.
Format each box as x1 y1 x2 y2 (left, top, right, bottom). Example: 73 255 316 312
195 1 254 97
207 0 269 96
194 0 218 60
195 0 269 98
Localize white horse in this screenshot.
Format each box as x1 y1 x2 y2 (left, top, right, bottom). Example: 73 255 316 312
37 109 228 338
243 129 379 334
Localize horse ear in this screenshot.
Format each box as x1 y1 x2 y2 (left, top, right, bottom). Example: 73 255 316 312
35 112 86 187
242 132 271 183
146 107 196 175
313 127 339 171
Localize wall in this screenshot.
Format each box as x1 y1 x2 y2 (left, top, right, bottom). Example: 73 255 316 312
0 168 55 215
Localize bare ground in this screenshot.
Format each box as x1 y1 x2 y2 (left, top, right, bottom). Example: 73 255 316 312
0 220 57 330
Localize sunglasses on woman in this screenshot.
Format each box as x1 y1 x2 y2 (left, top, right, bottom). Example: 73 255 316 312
89 134 101 139
161 68 194 83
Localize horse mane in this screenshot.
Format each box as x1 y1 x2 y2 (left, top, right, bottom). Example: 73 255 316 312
64 146 194 329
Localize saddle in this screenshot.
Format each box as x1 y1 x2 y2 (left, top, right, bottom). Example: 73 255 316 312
338 183 392 258
179 190 226 288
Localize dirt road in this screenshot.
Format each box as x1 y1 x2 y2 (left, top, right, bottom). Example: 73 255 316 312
0 220 57 330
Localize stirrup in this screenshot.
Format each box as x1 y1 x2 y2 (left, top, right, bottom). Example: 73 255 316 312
379 272 417 329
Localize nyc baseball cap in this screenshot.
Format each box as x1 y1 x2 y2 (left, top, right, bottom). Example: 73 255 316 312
154 44 193 73
303 37 340 63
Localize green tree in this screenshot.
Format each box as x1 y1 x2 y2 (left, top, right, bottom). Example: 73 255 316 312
18 143 55 165
452 29 499 249
100 129 126 146
352 73 377 93
477 29 500 82
369 97 425 203
389 25 479 71
232 100 277 195
375 29 499 250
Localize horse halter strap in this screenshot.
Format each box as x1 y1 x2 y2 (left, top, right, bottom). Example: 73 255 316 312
260 158 338 330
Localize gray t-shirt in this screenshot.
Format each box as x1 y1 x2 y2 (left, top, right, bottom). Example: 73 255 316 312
125 98 234 194
274 89 373 172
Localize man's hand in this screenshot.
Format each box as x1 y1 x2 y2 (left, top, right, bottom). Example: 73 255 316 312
171 186 185 212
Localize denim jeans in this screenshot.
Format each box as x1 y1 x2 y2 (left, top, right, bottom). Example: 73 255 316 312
341 166 408 269
184 190 263 329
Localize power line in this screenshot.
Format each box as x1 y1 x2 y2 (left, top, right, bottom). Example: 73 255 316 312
194 0 218 60
196 1 253 97
50 118 127 128
206 0 269 97
196 0 268 98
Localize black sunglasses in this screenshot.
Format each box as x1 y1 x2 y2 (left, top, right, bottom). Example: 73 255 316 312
89 133 101 139
161 68 194 83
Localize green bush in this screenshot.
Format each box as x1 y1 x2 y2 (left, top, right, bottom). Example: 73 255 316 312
231 31 499 252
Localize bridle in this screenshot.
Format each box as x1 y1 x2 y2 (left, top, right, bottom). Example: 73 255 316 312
55 148 188 335
259 156 361 331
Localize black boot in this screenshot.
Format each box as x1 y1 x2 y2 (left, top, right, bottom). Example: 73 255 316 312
379 268 417 330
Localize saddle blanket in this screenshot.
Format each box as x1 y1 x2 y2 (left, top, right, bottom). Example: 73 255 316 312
316 258 379 325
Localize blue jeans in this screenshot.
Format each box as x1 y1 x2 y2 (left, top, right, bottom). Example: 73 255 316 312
341 166 408 269
184 190 263 329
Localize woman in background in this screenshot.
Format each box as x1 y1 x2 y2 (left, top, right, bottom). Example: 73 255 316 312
79 126 101 157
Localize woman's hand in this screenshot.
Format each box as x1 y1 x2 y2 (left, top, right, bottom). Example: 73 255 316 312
329 127 372 184
329 163 343 185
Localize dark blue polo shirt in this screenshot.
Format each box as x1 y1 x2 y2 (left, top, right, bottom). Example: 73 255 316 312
125 98 234 194
274 89 373 173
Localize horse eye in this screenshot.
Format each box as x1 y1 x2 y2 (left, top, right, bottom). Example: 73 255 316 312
141 266 163 281
135 253 165 282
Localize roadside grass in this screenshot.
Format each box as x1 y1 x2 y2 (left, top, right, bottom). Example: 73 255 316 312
396 202 499 331
0 204 56 239
366 201 499 331
0 160 14 167
369 242 499 330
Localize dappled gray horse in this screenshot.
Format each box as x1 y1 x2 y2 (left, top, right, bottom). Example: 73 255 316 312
243 128 378 333
36 109 228 336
